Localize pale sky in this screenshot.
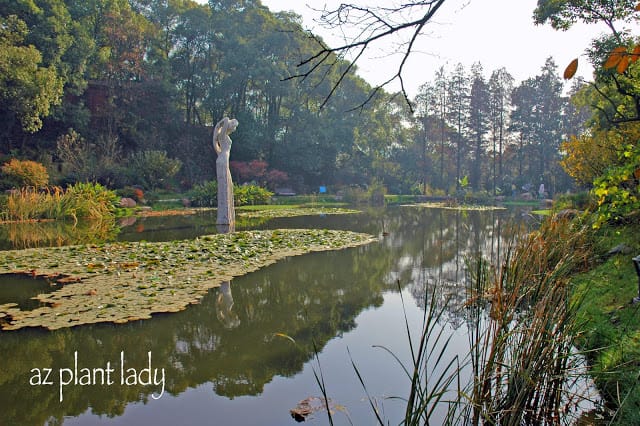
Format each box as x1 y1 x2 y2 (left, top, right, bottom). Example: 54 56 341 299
259 0 625 96
193 0 634 96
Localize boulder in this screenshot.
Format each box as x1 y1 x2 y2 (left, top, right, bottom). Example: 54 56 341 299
605 243 633 258
119 197 137 208
540 198 554 208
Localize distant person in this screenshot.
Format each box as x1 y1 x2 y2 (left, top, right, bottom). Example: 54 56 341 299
538 183 545 199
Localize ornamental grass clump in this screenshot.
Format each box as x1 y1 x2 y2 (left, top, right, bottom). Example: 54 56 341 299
62 182 119 222
2 183 118 222
4 187 64 221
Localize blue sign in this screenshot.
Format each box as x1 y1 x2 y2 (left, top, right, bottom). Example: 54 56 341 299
319 186 327 194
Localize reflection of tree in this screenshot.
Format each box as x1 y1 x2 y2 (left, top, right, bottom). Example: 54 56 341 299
391 207 522 328
116 211 270 243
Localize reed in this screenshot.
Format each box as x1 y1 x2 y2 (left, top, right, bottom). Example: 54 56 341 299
463 217 594 425
346 282 463 425
354 217 592 424
395 284 461 425
2 183 118 223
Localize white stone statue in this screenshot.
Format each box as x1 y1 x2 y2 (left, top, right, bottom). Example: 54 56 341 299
213 117 238 230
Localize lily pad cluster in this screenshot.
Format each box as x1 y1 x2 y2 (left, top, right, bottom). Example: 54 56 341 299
405 203 507 211
0 229 376 331
236 207 361 219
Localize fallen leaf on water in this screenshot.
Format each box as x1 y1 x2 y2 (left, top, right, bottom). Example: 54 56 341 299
289 397 327 422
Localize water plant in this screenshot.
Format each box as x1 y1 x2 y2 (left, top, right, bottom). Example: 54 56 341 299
461 217 594 425
1 183 119 223
0 229 376 330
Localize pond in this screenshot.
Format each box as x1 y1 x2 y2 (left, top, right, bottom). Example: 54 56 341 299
0 206 593 425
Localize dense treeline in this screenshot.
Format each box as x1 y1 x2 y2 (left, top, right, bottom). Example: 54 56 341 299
1 0 587 195
413 59 590 196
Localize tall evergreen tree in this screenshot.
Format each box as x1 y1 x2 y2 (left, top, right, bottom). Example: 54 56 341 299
447 63 469 191
467 62 490 191
488 67 514 193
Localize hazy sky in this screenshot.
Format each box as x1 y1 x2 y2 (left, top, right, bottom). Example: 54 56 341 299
259 0 623 96
190 1 634 96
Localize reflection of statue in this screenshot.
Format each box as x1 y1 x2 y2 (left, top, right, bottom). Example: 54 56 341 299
213 117 238 231
216 281 240 329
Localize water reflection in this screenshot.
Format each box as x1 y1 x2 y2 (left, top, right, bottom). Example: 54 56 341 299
216 281 239 329
0 206 526 425
0 220 119 250
389 207 522 328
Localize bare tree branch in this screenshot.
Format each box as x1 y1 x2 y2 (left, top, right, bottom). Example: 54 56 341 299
284 0 448 111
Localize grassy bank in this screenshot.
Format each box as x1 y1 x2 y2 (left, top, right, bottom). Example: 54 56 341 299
570 222 640 424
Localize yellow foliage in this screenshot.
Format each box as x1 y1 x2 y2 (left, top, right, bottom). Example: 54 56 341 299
1 158 49 188
631 45 640 63
617 55 631 74
560 124 640 186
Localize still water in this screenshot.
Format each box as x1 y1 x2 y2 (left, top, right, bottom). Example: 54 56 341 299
0 206 532 425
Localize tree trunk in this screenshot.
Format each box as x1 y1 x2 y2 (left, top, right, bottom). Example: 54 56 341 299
213 117 238 230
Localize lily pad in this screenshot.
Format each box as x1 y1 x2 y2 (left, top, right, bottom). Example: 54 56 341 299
0 229 376 331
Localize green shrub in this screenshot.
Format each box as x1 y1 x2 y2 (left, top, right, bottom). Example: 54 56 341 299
56 130 123 186
188 181 218 207
554 192 594 211
188 182 273 207
1 158 49 188
592 143 640 227
129 150 182 190
234 184 273 206
341 186 369 205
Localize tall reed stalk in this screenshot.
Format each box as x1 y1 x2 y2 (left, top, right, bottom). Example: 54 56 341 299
346 281 463 425
463 217 593 425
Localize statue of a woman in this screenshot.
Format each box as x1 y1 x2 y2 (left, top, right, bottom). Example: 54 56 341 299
213 117 238 230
